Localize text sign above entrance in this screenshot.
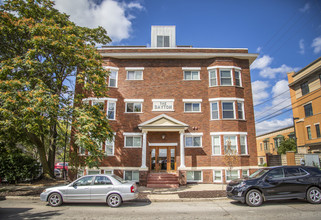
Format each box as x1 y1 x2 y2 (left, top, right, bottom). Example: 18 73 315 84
152 100 174 111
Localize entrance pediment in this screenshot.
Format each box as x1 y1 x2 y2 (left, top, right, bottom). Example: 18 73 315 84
138 114 188 132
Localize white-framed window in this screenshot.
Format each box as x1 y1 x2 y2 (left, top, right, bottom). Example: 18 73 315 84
108 70 118 87
107 101 116 120
152 99 174 111
126 67 144 80
103 170 114 175
124 133 142 148
79 146 86 155
242 170 249 178
124 170 139 182
225 170 239 182
224 135 237 154
234 69 241 86
240 135 248 155
210 102 219 120
125 99 143 113
185 133 202 148
209 69 217 86
212 136 221 155
220 69 233 86
105 136 115 156
184 71 200 80
87 170 100 175
186 171 202 182
92 99 105 111
222 101 235 119
237 101 244 120
157 35 170 47
213 170 223 183
183 99 202 113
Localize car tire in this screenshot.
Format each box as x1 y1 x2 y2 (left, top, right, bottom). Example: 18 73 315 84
48 193 63 207
107 193 122 208
307 187 321 204
245 189 263 207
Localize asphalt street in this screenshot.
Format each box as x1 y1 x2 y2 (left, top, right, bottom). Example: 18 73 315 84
1 198 321 220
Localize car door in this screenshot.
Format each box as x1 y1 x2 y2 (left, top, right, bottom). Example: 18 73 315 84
282 167 309 198
65 176 94 202
262 167 286 199
90 176 114 202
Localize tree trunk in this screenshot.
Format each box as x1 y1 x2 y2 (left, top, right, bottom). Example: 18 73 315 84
48 123 58 177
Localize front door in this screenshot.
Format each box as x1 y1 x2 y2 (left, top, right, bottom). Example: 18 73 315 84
150 147 176 172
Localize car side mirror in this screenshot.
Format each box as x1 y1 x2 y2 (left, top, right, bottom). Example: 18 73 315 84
72 182 78 187
265 176 272 182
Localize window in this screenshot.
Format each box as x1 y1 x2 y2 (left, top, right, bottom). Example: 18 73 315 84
124 170 139 182
307 126 312 140
213 170 222 182
259 158 264 165
105 137 115 156
184 71 200 80
92 100 104 111
266 168 284 179
240 135 247 154
184 103 201 112
126 103 142 113
107 101 116 120
222 102 235 119
103 170 113 175
234 70 241 86
220 69 232 85
226 170 239 181
211 102 219 119
212 136 221 155
301 82 309 96
87 170 100 175
242 170 249 178
108 70 118 87
284 168 305 177
304 103 313 117
274 136 283 149
186 171 202 182
260 143 263 151
157 35 170 47
126 69 143 80
315 124 321 138
185 135 202 147
224 136 237 154
209 70 217 86
94 176 112 185
75 176 94 186
124 134 142 148
237 102 244 119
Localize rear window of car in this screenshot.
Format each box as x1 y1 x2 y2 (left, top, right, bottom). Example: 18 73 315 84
284 168 307 177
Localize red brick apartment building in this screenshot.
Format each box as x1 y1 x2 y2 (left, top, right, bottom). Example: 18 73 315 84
75 26 259 186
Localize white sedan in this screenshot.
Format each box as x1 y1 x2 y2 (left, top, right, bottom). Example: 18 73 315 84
40 174 138 207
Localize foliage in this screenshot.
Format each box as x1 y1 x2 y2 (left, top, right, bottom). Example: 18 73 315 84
277 138 296 154
0 143 41 183
0 0 113 178
223 138 239 180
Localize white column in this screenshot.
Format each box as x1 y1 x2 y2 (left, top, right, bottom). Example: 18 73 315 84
179 131 185 169
141 131 147 168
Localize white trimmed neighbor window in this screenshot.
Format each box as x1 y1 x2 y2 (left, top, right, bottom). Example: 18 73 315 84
183 99 202 113
242 170 249 178
105 136 115 156
103 170 114 174
125 99 143 113
212 136 221 155
82 98 117 120
222 101 235 119
183 67 200 80
92 99 105 111
220 69 233 86
240 135 248 155
234 69 241 86
224 135 237 154
126 67 144 80
107 101 116 120
225 170 239 182
88 170 100 175
209 69 217 86
207 66 242 87
237 101 244 120
104 66 119 88
210 102 219 120
185 133 202 147
186 171 202 182
124 170 139 182
213 170 223 182
124 133 142 148
209 98 244 120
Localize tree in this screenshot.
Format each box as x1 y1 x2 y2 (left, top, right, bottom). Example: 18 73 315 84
277 138 296 154
223 138 239 181
0 0 113 178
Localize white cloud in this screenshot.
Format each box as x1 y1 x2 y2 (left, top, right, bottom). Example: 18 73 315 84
271 80 292 108
311 36 321 54
250 55 273 70
300 3 310 13
251 80 270 105
256 47 262 53
256 118 293 136
54 0 144 42
299 39 305 54
258 64 299 79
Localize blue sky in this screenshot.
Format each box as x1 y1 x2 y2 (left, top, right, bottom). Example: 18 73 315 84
53 0 321 135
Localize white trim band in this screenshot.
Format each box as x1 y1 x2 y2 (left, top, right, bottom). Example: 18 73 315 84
182 67 201 71
209 97 244 102
148 143 178 146
207 66 242 70
123 132 143 136
210 132 248 135
185 132 203 136
152 99 175 102
124 99 144 102
125 67 145 71
103 66 119 70
182 99 202 102
83 97 118 102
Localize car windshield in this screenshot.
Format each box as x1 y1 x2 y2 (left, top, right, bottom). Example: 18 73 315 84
249 168 270 179
111 174 127 184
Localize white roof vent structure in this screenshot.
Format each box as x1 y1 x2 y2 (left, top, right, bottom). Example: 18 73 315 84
151 26 176 48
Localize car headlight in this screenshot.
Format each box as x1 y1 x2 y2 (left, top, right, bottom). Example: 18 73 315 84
236 182 246 188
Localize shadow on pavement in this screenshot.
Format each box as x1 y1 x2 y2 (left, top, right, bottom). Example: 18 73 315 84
229 199 309 207
56 200 151 208
0 208 62 220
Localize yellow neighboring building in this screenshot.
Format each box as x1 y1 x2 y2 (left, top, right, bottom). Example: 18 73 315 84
256 126 294 165
288 57 321 154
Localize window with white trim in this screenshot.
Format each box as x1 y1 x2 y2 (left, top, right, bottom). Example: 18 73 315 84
224 135 237 154
185 135 202 147
157 35 170 47
124 135 142 148
211 102 219 119
127 70 143 80
237 101 244 120
242 170 249 178
209 70 217 86
234 70 241 86
213 170 222 182
184 103 201 112
184 71 200 80
107 101 116 120
222 101 235 119
186 171 202 182
225 170 239 181
105 136 115 156
87 170 100 175
212 136 221 155
220 69 232 85
240 135 248 155
103 170 113 174
92 100 104 111
108 70 118 87
126 103 142 113
124 170 139 182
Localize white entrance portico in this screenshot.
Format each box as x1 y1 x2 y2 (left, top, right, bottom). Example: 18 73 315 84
138 114 188 171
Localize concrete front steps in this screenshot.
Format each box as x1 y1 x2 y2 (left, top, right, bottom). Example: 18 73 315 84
146 173 179 188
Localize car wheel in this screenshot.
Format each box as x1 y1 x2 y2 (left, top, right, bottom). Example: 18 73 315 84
246 189 263 207
48 193 63 207
107 193 122 208
307 187 321 204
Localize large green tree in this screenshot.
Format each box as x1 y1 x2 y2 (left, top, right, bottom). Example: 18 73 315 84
0 0 113 178
277 138 297 154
